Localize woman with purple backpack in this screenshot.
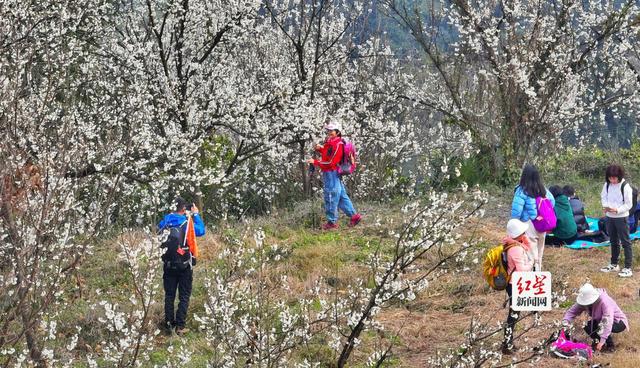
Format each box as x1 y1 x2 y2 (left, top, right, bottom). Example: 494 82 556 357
306 121 361 230
510 164 555 271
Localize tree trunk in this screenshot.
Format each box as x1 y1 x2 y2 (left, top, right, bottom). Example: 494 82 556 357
22 311 46 368
1 200 46 367
299 141 311 198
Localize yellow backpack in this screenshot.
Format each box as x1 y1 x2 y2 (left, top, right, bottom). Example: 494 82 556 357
482 243 519 290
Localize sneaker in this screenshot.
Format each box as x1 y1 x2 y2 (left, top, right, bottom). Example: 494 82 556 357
501 343 516 355
605 336 615 348
321 222 338 230
600 345 615 353
348 213 362 227
602 338 616 352
600 264 620 273
175 327 189 336
618 268 633 277
552 348 576 359
159 321 174 335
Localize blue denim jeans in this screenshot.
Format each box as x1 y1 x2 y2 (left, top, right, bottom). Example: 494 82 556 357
323 170 356 223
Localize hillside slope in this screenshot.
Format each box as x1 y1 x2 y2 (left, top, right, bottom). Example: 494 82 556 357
77 197 640 367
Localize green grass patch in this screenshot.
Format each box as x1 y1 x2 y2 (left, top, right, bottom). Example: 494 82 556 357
291 230 343 249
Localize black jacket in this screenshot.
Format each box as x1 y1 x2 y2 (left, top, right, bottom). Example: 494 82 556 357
569 196 589 233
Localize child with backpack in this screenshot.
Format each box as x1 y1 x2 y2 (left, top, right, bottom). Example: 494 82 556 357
511 164 555 271
501 219 535 355
562 283 629 352
600 164 634 278
306 121 361 230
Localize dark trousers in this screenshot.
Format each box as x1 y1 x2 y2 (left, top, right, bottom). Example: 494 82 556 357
584 319 626 345
163 267 193 328
503 284 519 348
606 216 632 269
546 234 578 246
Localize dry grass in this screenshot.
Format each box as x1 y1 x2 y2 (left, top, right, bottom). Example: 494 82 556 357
372 213 640 367
221 199 640 367
111 197 640 367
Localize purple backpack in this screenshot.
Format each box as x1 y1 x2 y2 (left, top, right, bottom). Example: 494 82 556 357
532 196 557 232
550 330 592 360
337 140 357 176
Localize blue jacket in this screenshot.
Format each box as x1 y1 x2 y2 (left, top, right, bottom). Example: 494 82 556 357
158 213 205 236
511 186 555 222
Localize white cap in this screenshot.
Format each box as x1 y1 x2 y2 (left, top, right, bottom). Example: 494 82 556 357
576 283 600 306
506 219 528 239
324 120 342 132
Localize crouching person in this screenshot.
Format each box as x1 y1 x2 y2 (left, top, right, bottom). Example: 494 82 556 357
562 283 629 352
501 219 535 355
158 197 205 335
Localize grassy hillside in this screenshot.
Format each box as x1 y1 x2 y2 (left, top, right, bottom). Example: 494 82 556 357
71 183 640 367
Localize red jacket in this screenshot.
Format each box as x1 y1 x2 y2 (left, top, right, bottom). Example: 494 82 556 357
313 136 343 172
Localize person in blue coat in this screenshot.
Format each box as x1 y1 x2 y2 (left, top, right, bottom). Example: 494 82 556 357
158 197 205 336
158 199 206 237
511 164 555 271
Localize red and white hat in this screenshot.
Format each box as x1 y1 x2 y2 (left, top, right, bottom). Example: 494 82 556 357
324 120 342 132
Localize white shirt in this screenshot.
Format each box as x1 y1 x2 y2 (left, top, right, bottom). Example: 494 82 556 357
601 179 633 218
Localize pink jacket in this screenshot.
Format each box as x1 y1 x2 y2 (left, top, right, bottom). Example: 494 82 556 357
503 237 534 284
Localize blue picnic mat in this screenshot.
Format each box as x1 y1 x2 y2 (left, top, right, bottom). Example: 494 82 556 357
564 217 640 249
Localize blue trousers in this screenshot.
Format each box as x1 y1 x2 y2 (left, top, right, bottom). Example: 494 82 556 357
323 171 356 223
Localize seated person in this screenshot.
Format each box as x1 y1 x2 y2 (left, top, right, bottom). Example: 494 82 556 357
562 283 629 352
563 185 589 233
546 185 578 246
598 206 640 236
628 202 640 233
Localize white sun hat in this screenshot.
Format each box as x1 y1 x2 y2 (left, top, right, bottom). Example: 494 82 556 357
506 219 529 239
323 120 342 132
576 283 600 306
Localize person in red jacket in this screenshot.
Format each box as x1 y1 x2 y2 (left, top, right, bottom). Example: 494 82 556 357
307 121 361 230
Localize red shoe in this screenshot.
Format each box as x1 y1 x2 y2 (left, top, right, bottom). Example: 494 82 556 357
349 214 362 227
322 222 339 230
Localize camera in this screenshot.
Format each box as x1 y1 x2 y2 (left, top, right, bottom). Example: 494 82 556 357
186 203 193 211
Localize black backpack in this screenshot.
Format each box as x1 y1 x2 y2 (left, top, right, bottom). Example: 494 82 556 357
160 221 192 270
624 183 640 232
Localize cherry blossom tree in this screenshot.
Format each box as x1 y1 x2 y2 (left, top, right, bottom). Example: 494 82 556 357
81 0 465 216
2 0 579 366
0 1 126 365
381 0 640 178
